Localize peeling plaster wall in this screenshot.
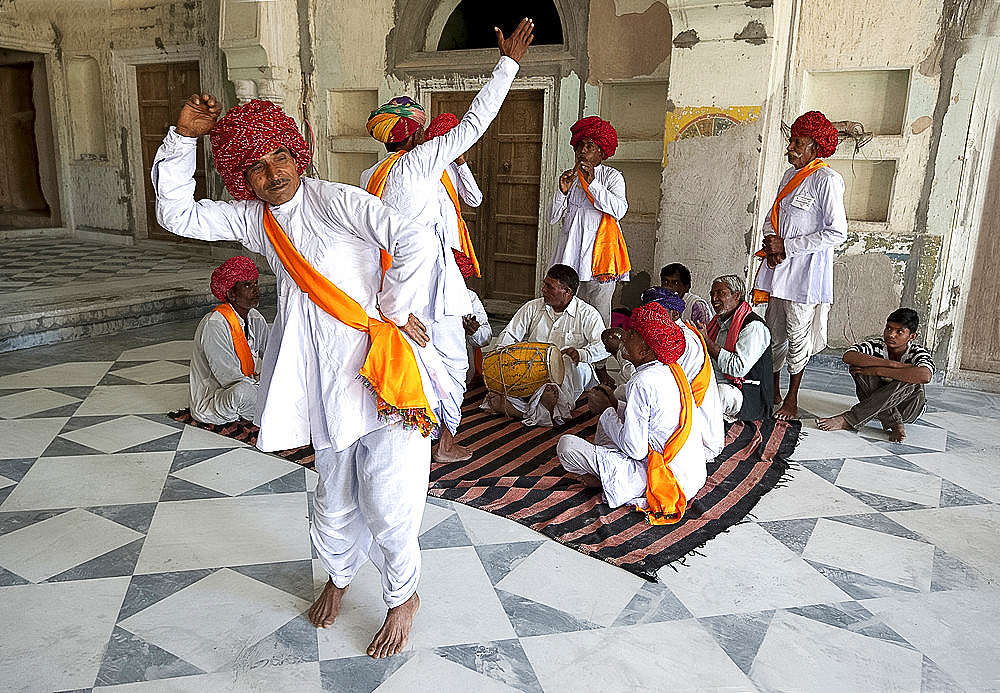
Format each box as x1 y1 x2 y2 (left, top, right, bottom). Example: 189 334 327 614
587 0 671 82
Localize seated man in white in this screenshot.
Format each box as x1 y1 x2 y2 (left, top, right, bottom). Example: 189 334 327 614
484 264 609 426
454 249 492 385
556 302 707 523
190 256 270 424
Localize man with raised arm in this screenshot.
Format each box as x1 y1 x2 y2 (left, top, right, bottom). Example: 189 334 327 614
151 85 443 657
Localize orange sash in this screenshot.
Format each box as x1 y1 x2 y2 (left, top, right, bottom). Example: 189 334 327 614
213 303 257 377
641 361 694 525
752 159 828 304
578 171 631 283
364 151 406 274
685 322 712 407
440 169 481 277
260 207 437 436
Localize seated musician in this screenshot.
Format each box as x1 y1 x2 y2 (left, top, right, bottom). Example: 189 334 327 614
556 302 707 521
190 256 270 424
484 264 609 426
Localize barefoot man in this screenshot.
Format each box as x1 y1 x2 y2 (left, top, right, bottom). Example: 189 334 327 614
817 308 933 442
152 89 445 657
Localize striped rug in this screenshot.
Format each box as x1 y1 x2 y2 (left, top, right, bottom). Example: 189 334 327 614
167 409 317 469
432 381 800 581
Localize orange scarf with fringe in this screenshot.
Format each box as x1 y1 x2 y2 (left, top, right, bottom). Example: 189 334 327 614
578 171 630 283
213 303 257 377
440 169 481 277
685 322 712 407
641 361 694 525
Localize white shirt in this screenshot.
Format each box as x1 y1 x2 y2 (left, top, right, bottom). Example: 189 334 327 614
190 308 270 424
712 313 771 380
466 289 492 348
755 165 847 304
438 161 482 251
597 360 708 505
496 296 610 364
548 164 628 282
677 321 725 458
361 56 518 319
153 128 441 453
681 291 711 326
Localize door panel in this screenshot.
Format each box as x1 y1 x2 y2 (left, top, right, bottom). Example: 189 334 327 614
0 62 50 229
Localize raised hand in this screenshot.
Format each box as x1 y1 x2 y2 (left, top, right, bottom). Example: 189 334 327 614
495 17 535 63
176 93 222 138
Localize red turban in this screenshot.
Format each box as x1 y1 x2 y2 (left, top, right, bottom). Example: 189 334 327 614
426 113 459 140
570 116 618 158
630 302 685 365
210 100 311 201
790 111 838 158
452 248 476 279
211 256 258 301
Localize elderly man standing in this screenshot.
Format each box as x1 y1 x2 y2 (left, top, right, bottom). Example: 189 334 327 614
753 110 847 420
548 116 630 326
152 90 443 657
361 19 534 462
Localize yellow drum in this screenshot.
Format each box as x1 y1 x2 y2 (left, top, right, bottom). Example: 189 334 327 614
482 342 566 397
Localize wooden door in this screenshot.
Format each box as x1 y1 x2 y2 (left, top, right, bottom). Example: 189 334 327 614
961 125 1000 373
430 89 543 303
0 62 50 229
137 61 205 242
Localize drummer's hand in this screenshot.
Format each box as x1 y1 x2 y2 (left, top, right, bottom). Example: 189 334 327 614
462 314 480 335
595 366 616 389
601 327 623 356
561 347 581 365
400 314 429 346
586 385 616 414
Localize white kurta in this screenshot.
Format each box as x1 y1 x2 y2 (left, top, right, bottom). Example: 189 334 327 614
152 127 441 453
754 165 847 304
547 164 628 282
189 308 270 425
678 321 725 460
466 289 492 349
438 161 483 251
712 315 771 381
493 296 610 426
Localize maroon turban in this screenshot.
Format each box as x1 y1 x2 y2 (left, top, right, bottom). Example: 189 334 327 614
210 100 311 201
630 302 686 365
790 111 838 158
570 116 618 158
452 248 476 279
426 113 459 140
211 256 258 302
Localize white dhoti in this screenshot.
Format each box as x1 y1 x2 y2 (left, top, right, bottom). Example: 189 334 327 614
427 315 470 435
499 356 596 426
310 424 431 608
557 428 647 508
718 383 743 422
765 297 829 375
201 380 258 424
576 280 616 328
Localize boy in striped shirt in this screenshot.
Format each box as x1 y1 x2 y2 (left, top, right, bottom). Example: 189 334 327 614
817 308 933 442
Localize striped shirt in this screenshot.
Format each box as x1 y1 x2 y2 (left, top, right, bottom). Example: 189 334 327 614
847 337 935 379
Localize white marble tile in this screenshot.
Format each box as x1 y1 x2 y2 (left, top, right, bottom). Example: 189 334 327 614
119 568 310 673
0 508 143 582
1 452 174 511
835 458 942 507
0 361 113 388
857 421 948 451
921 410 1000 446
495 540 645 627
751 610 923 693
176 425 248 451
889 504 1000 582
171 447 300 496
791 427 888 460
802 518 935 591
903 448 1000 503
60 415 179 453
110 360 190 385
864 588 1000 693
796 388 862 417
118 340 193 362
454 502 547 544
750 466 874 521
136 495 311 574
0 388 79 418
377 649 521 693
314 560 396 661
419 499 457 534
0 577 129 692
92 662 323 692
76 384 190 416
0 474 12 490
521 619 755 692
657 522 849 617
0 417 68 459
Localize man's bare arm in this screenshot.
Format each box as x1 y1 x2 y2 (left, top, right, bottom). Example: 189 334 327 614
850 363 932 384
176 93 222 137
843 351 900 369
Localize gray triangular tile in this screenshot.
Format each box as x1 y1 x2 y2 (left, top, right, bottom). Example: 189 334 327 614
0 486 13 507
698 611 775 675
231 560 315 601
95 626 204 686
612 581 692 626
117 569 216 621
804 559 920 599
758 517 819 555
797 458 845 484
849 454 930 474
945 433 973 451
826 513 930 543
939 479 991 507
243 468 307 495
170 448 229 472
838 487 932 512
241 614 318 668
786 602 913 648
0 565 29 586
159 476 228 501
48 386 98 399
474 541 545 585
921 655 967 692
99 373 146 386
59 415 121 434
0 508 71 537
319 653 414 693
24 402 82 419
871 441 944 455
419 513 472 549
86 503 157 534
119 431 182 454
42 436 104 457
930 547 988 591
426 496 454 510
0 458 35 482
47 538 144 582
495 588 600 637
434 639 543 693
137 413 186 429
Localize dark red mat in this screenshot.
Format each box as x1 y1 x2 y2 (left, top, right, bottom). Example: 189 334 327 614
167 409 316 470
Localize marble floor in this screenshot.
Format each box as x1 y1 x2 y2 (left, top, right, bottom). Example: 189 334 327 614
1 318 999 692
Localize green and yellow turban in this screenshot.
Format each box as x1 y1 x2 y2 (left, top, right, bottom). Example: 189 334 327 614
366 97 427 144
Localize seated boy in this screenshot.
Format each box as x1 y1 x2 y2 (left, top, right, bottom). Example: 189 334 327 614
556 302 707 522
816 308 933 442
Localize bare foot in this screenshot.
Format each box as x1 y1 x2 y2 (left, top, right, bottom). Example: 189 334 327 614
433 428 472 463
484 392 522 419
539 383 559 415
774 392 783 405
816 414 853 431
567 472 603 488
773 398 798 420
308 578 347 628
886 423 906 443
367 592 420 658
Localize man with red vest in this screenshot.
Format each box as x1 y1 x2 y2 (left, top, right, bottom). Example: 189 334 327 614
189 256 270 424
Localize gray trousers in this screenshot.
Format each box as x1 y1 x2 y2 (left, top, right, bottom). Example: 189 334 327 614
843 373 926 429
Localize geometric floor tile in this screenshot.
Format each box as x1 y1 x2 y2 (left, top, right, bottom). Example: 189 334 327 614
0 361 114 388
835 458 942 508
902 449 1000 504
433 639 543 693
697 610 774 675
857 421 948 451
176 425 248 451
59 415 180 454
169 447 301 496
95 625 205 686
117 340 194 362
0 417 68 459
110 360 191 385
920 411 1000 448
888 504 1000 583
751 466 875 521
373 649 525 693
75 384 190 416
792 427 891 460
0 388 79 418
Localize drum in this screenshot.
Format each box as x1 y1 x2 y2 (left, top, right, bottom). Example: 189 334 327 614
482 342 566 397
